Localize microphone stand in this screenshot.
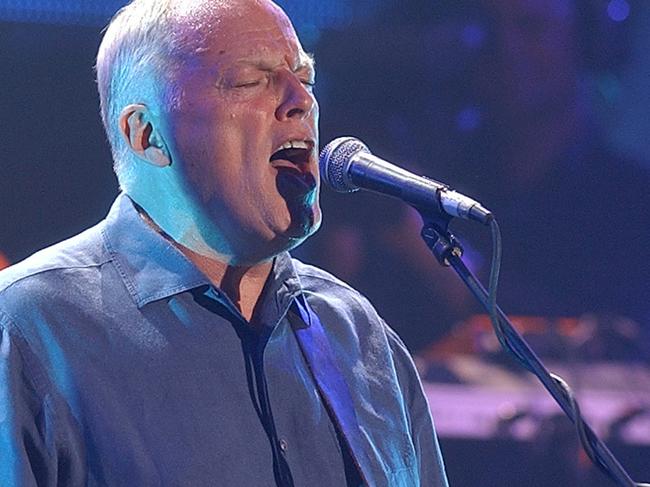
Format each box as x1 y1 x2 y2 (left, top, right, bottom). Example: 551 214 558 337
419 212 644 487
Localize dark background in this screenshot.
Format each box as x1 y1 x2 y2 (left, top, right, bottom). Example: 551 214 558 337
1 1 649 485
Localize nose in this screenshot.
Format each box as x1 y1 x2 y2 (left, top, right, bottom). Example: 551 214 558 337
275 71 317 121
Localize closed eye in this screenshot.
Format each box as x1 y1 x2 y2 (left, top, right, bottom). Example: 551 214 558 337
235 80 263 88
300 78 316 93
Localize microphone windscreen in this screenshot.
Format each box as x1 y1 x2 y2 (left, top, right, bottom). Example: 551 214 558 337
319 137 369 192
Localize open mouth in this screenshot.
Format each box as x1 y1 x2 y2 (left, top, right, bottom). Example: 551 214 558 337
270 146 312 166
270 139 314 165
270 142 316 193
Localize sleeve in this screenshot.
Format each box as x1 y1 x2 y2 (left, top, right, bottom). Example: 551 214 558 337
0 316 86 486
384 324 450 487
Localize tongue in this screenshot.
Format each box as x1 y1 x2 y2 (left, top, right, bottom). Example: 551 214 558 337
270 147 308 164
276 167 316 194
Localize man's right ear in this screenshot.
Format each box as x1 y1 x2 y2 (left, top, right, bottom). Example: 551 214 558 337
118 104 171 168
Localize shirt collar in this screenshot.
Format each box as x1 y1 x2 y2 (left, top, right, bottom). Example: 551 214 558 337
101 193 304 312
260 251 304 327
101 194 209 308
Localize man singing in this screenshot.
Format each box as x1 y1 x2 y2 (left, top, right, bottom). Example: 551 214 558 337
0 1 448 485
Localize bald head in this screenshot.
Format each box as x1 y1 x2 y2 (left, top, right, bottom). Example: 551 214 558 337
96 0 291 189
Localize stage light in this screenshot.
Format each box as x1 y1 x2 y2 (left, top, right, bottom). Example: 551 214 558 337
461 22 487 50
607 0 631 23
456 107 482 133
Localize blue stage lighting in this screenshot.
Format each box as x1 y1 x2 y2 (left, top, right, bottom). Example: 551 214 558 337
0 0 389 28
0 0 123 25
607 0 631 22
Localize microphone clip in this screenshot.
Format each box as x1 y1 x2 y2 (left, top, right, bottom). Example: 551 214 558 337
419 213 464 267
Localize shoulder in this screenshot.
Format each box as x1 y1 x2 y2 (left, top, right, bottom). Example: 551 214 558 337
292 257 383 324
291 257 414 356
0 223 108 321
291 258 440 468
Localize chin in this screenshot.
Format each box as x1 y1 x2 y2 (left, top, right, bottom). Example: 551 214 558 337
279 208 322 250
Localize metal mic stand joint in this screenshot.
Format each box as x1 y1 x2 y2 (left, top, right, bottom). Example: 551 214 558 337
420 214 463 267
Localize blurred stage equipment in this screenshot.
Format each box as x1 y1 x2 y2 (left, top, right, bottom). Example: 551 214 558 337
417 313 650 485
418 316 650 445
423 377 650 445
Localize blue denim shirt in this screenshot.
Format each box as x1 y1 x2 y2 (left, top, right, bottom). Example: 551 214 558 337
0 194 448 486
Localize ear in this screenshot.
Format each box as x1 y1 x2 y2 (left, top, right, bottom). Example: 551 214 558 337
118 104 172 168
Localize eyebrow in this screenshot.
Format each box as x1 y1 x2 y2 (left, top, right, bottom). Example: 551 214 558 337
235 52 316 74
298 52 316 73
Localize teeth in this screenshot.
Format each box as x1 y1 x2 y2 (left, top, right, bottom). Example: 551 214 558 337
276 140 310 152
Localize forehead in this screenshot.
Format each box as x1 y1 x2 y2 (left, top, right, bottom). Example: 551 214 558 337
171 0 308 66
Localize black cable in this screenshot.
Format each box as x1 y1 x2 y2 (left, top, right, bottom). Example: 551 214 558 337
481 219 646 486
485 219 534 373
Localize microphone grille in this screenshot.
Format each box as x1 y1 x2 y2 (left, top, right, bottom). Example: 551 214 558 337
319 137 369 192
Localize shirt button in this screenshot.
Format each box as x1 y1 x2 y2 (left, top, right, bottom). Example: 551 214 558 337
279 439 289 452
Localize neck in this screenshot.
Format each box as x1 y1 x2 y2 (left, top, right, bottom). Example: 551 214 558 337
178 244 273 323
136 207 273 322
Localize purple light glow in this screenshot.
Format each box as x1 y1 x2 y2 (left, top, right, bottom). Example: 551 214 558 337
607 0 630 22
461 22 487 50
456 107 482 132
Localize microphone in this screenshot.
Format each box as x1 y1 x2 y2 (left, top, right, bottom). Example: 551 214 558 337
319 137 493 224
